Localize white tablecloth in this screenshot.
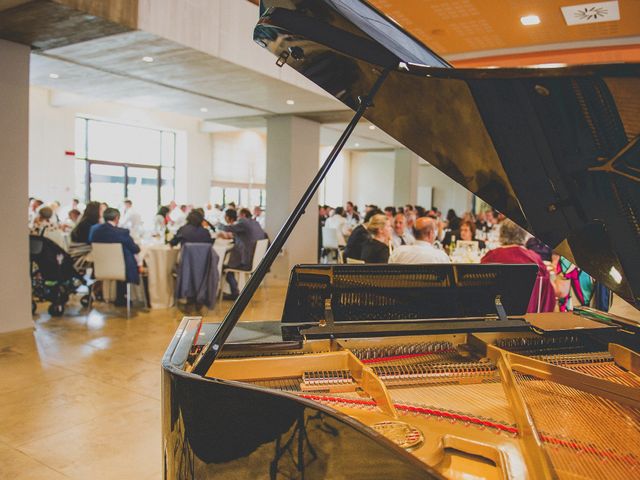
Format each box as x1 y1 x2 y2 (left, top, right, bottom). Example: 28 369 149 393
140 244 180 309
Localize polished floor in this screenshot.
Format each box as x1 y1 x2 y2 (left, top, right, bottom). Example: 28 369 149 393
0 284 287 480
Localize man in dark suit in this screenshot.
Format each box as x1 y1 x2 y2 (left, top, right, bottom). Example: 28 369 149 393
217 208 267 299
89 207 141 306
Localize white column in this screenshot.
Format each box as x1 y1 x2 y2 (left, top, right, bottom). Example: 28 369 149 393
0 40 32 333
393 148 419 207
266 116 320 278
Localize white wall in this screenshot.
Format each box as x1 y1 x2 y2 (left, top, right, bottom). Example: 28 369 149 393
318 146 349 207
418 164 472 214
349 151 395 209
29 86 212 206
0 40 32 333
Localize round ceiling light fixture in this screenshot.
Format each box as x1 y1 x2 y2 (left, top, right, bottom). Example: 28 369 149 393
286 99 295 105
520 15 541 26
142 56 154 63
48 73 59 79
200 107 209 113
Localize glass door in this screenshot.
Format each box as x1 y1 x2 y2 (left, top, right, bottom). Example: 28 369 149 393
127 166 160 228
89 163 126 207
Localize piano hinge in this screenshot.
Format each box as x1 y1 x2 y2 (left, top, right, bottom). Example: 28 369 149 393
495 295 508 322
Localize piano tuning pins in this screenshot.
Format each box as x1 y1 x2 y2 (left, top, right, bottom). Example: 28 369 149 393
351 341 455 360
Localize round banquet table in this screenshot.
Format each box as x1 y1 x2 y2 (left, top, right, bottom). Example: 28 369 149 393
140 244 180 309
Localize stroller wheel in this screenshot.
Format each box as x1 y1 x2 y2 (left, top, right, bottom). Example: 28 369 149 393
32 301 37 315
80 295 91 308
48 304 65 317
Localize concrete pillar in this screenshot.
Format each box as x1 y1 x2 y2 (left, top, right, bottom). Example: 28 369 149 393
0 40 32 333
393 148 419 206
266 116 320 278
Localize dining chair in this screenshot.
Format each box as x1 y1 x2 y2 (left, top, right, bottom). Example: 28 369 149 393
221 238 269 298
90 243 132 316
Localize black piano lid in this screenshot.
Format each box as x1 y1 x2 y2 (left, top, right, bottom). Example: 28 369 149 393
255 0 640 309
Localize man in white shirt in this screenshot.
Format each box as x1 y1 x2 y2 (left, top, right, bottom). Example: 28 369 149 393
253 206 266 231
205 203 224 227
119 199 143 235
389 217 450 264
391 213 415 248
168 201 187 229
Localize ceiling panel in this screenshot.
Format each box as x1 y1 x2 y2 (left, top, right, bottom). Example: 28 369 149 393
33 31 341 117
367 0 640 57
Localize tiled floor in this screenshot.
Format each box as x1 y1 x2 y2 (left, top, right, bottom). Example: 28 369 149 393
0 284 287 480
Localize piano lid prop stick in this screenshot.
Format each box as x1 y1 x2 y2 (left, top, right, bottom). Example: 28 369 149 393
192 66 394 375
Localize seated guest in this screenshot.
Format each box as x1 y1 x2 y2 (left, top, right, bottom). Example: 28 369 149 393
30 206 55 235
325 206 350 240
64 209 81 230
446 209 461 231
71 201 101 243
345 201 359 227
443 220 486 251
383 206 396 220
154 206 170 235
170 210 213 246
391 213 414 248
389 217 450 264
361 214 392 263
217 208 267 300
89 207 141 306
253 206 266 230
481 219 555 313
344 208 382 261
459 220 485 249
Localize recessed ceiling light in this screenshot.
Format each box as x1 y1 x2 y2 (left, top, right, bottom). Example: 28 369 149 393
200 107 208 113
142 56 154 63
520 15 541 26
286 99 295 105
369 125 376 130
354 143 360 147
48 73 59 79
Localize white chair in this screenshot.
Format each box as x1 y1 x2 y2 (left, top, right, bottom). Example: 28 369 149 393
221 238 269 298
90 243 132 316
321 227 344 263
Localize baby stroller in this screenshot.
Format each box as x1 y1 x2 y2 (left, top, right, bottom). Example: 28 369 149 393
30 234 89 316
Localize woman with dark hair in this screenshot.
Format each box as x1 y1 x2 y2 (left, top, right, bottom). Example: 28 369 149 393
71 201 101 243
153 205 170 234
170 210 212 246
446 209 461 231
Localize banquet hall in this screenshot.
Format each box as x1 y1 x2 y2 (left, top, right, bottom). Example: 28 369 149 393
1 1 640 479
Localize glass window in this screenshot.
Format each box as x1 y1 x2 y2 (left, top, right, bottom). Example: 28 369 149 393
210 187 224 205
87 121 161 166
127 167 159 223
89 163 125 206
75 117 176 215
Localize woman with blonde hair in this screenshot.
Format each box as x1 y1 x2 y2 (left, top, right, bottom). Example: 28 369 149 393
361 214 392 263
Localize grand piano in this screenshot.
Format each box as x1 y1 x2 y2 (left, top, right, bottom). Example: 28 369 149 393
163 1 640 478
